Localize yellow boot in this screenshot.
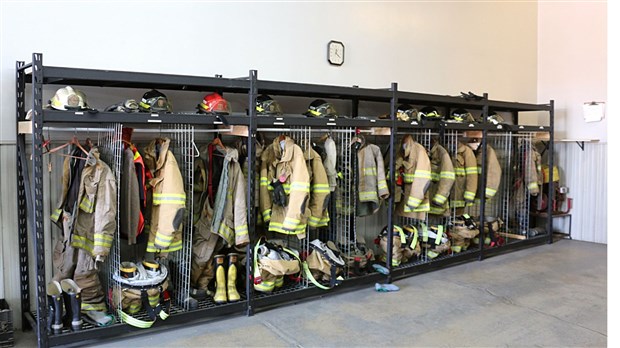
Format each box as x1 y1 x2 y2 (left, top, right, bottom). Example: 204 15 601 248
213 255 227 304
227 253 241 303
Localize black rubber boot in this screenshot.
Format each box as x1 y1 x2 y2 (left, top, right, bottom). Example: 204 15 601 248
61 279 83 332
46 281 64 335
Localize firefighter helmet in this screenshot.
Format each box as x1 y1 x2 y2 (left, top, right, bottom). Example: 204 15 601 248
139 89 172 113
197 93 231 115
485 110 505 125
396 104 418 122
446 108 476 123
303 99 338 118
104 99 139 113
419 106 441 120
256 94 283 115
49 86 88 111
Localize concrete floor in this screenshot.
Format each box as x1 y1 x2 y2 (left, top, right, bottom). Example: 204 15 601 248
13 239 607 347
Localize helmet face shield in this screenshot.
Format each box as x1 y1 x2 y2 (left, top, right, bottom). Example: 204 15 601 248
305 100 338 118
396 104 417 122
487 114 505 125
419 107 441 119
448 109 475 123
256 99 283 115
139 90 172 112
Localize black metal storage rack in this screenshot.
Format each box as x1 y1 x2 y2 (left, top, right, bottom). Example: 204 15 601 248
15 53 554 347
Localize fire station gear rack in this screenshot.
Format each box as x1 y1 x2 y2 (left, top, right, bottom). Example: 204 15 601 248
15 53 554 347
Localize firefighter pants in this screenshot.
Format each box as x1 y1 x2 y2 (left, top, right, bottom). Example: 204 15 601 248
52 211 106 312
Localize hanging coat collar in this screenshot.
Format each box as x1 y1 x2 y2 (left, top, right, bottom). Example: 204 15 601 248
400 135 416 170
144 137 171 172
272 136 295 163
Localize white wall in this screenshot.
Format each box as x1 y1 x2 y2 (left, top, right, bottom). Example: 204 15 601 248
537 2 607 244
538 2 607 142
1 1 539 142
0 1 539 328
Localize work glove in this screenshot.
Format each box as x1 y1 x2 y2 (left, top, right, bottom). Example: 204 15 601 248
270 180 288 207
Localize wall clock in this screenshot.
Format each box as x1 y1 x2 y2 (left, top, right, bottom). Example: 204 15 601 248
328 40 345 66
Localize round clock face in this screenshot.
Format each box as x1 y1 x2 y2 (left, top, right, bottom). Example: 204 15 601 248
328 40 344 66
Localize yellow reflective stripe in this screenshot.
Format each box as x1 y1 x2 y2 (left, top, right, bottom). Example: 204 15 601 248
153 193 186 205
155 235 172 248
465 167 478 174
153 193 186 199
79 197 94 213
451 200 465 207
148 295 159 307
413 203 430 212
407 196 422 206
312 184 330 193
431 173 440 181
454 168 466 175
146 240 182 253
81 302 106 311
527 182 538 190
377 180 388 190
478 167 483 174
440 171 456 179
94 233 113 242
268 222 307 235
433 194 447 204
307 216 322 227
127 304 141 314
267 186 274 191
260 177 269 186
363 168 377 176
218 223 234 241
413 170 431 179
290 182 310 192
410 228 419 249
435 225 444 244
50 208 62 221
71 235 94 253
429 206 446 214
451 246 462 253
156 233 174 242
282 217 301 229
120 309 155 328
422 224 429 242
486 188 497 197
236 224 248 236
254 280 275 292
359 191 377 200
463 191 476 200
262 209 272 221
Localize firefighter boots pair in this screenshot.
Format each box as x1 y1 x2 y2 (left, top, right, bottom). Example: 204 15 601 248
47 279 82 334
213 253 241 304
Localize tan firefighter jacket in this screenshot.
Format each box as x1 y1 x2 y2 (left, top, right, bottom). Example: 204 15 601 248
428 142 455 215
356 137 390 216
394 135 432 219
71 147 117 258
143 138 185 255
477 144 502 199
210 147 249 248
259 136 311 239
304 147 330 228
450 142 478 208
526 147 543 195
